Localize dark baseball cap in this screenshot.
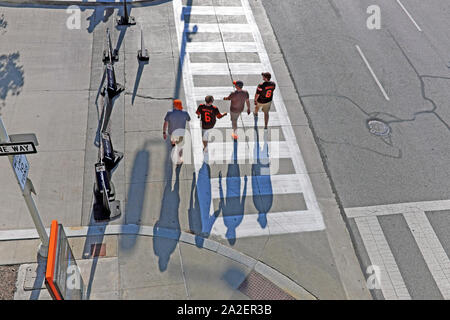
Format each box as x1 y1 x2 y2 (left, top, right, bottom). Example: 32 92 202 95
233 80 244 88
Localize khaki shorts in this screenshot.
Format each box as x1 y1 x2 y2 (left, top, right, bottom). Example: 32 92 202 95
230 112 241 123
255 101 272 113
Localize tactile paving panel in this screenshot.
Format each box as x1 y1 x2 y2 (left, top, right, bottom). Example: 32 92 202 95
238 270 295 300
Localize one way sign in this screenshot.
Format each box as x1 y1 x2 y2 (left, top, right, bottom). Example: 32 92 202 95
0 142 37 156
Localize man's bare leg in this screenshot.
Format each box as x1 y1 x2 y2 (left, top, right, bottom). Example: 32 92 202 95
264 111 269 129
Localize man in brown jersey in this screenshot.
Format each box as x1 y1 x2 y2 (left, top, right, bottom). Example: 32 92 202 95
196 95 227 151
254 72 276 130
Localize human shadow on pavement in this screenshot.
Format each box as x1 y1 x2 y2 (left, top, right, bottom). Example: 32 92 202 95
153 164 182 272
0 52 24 110
251 119 273 228
188 162 222 248
217 140 248 245
119 141 150 251
86 5 113 33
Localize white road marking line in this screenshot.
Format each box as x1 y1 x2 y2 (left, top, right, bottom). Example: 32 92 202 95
186 42 258 53
355 45 390 101
194 86 257 100
190 63 264 75
174 1 204 169
206 141 287 162
214 112 285 128
355 216 411 300
210 210 325 238
183 6 245 16
185 23 252 33
210 173 305 198
403 211 450 299
345 200 450 218
396 0 423 32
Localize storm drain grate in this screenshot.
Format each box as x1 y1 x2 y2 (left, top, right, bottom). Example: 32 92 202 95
238 271 296 300
90 243 106 257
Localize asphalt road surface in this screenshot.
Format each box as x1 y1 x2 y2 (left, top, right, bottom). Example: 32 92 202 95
262 0 450 299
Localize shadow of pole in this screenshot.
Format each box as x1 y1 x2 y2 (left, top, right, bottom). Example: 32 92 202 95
29 254 46 300
131 60 148 105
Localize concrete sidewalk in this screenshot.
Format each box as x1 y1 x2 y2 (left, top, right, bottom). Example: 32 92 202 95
10 226 315 300
0 0 371 300
0 0 160 6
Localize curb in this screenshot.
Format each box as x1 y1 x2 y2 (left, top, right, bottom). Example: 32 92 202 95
0 224 317 300
0 0 164 7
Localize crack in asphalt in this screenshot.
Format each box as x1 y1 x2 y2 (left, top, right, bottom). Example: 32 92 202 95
124 91 173 100
300 29 450 160
384 30 450 131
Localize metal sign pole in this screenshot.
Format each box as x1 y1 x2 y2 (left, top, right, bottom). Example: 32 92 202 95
0 117 49 257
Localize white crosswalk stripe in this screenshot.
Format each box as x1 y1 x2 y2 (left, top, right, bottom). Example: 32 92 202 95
183 6 246 16
186 42 258 53
354 216 411 300
345 201 450 300
194 86 257 100
211 210 324 238
213 112 285 128
206 141 287 162
173 0 324 238
210 174 305 198
403 212 450 299
186 23 253 33
190 63 264 75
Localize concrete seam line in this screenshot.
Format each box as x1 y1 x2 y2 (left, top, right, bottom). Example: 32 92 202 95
0 0 161 7
0 224 312 297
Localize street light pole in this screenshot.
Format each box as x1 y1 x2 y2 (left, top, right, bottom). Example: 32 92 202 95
0 117 49 257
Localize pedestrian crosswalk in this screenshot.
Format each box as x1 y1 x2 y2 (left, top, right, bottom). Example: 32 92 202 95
186 42 258 52
346 201 450 300
172 0 325 239
190 63 264 75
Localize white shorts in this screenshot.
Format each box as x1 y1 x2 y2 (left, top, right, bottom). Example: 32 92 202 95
202 129 211 142
170 135 184 145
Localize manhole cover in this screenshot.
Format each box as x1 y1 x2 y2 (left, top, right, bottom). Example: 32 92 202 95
367 119 391 136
